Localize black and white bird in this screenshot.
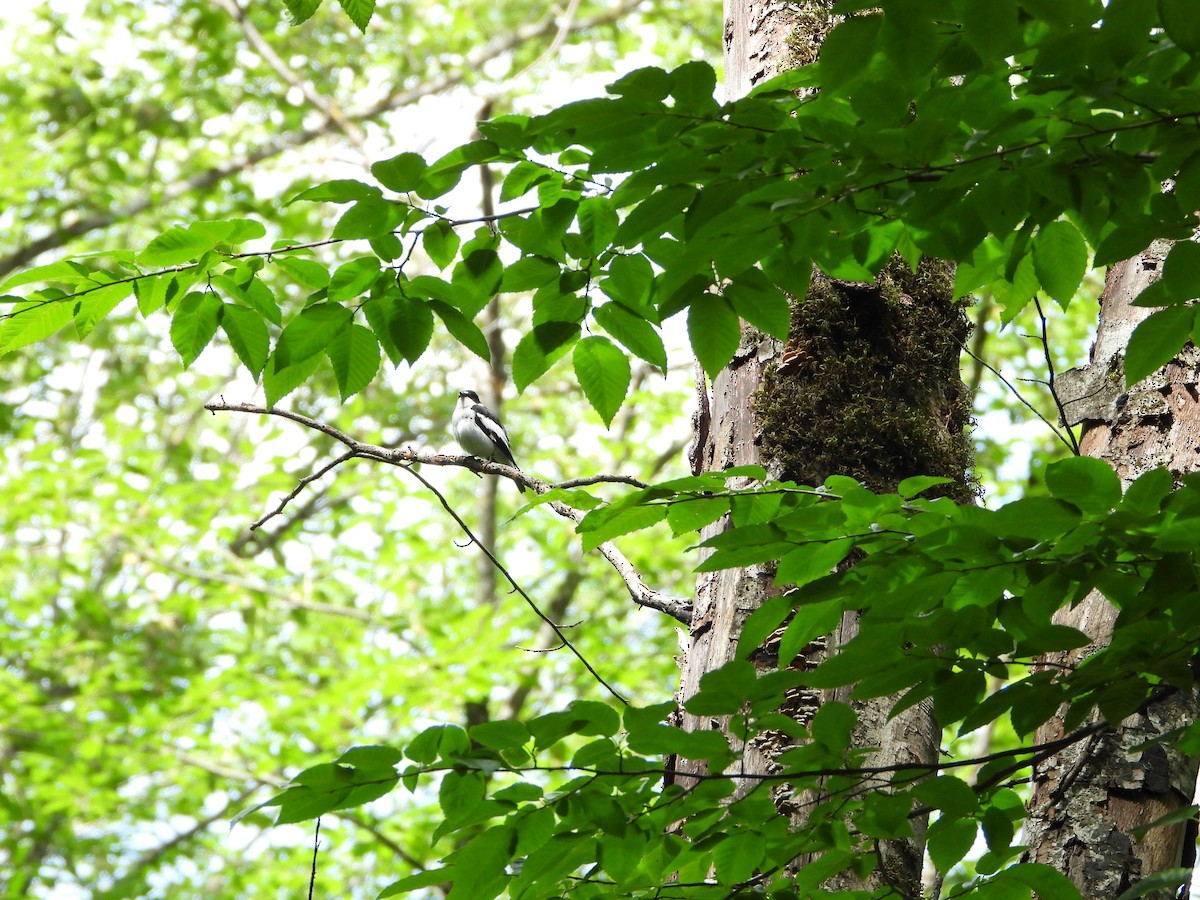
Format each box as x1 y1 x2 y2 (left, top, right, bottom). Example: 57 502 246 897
451 389 526 492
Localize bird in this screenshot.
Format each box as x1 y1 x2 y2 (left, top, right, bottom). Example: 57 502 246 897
451 389 526 492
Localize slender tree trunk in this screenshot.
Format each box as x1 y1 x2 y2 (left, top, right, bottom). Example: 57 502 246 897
1027 244 1200 898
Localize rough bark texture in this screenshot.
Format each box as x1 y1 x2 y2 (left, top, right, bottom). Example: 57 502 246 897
1027 245 1200 899
671 5 967 896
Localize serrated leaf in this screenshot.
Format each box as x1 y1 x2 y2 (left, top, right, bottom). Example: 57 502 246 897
1125 306 1195 384
576 196 619 258
331 197 405 240
221 303 270 377
169 291 223 367
0 298 74 354
513 322 578 390
281 0 322 25
372 152 427 193
273 256 331 289
73 282 130 338
927 817 978 875
423 220 461 270
286 179 381 205
325 323 380 400
1032 220 1088 304
275 303 352 370
1044 456 1121 514
1003 863 1082 900
688 293 741 380
726 273 790 340
775 538 852 588
337 0 375 31
137 226 217 267
264 352 322 406
573 336 630 427
429 299 490 362
329 257 381 302
388 296 435 364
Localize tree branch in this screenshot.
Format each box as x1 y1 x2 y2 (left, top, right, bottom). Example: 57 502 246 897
0 0 646 278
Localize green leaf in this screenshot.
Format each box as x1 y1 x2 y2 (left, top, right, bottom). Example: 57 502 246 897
273 256 331 289
913 776 980 818
1125 306 1195 384
325 323 381 400
281 0 322 25
429 299 490 362
578 504 669 551
592 302 667 370
512 322 578 390
73 282 130 338
336 745 403 768
725 273 790 340
1003 863 1083 900
778 598 845 667
775 538 852 588
286 179 381 205
0 298 74 354
275 303 352 369
337 0 375 32
500 256 560 293
169 291 223 367
137 226 217 267
445 827 514 900
469 720 530 750
1044 456 1121 514
221 303 270 377
387 296 435 364
688 293 741 380
372 152 428 193
573 336 631 427
332 197 405 239
1113 868 1193 900
263 351 321 406
712 832 765 885
329 257 382 302
423 221 461 270
576 196 619 258
927 816 978 875
810 702 855 751
1159 0 1200 55
1032 220 1088 304
378 868 454 898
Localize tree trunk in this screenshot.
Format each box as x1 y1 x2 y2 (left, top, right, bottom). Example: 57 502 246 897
672 3 970 895
1027 245 1200 898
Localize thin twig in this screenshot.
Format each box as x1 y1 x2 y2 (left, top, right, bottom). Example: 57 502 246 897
961 343 1078 454
206 401 631 701
308 818 320 900
205 401 687 620
396 461 628 703
1032 297 1081 455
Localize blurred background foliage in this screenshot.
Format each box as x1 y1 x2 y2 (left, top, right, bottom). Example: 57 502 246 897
0 0 1092 896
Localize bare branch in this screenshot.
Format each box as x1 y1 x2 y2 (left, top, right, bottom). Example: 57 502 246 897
206 400 631 701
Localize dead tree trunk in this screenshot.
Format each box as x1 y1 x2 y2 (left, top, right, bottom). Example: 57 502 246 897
1027 244 1200 898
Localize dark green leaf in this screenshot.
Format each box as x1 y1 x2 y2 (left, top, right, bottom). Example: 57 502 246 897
286 179 381 205
1125 306 1195 384
1032 220 1088 304
1044 456 1121 514
512 322 578 390
423 221 461 270
429 299 491 362
337 0 375 31
927 816 978 875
